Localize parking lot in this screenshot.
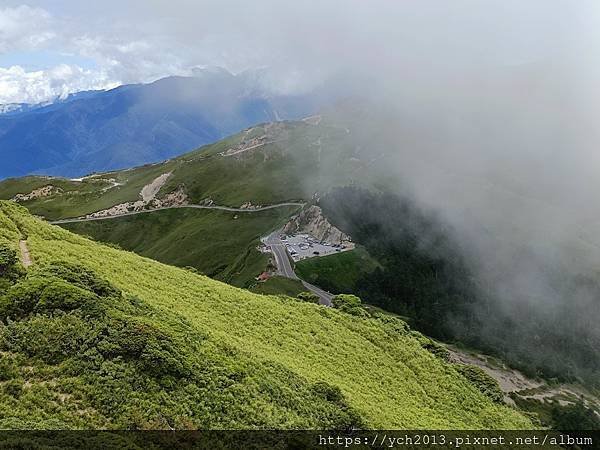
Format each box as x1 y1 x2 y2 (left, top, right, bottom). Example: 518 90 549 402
280 233 354 262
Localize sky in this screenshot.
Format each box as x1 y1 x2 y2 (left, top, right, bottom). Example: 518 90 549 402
0 1 598 104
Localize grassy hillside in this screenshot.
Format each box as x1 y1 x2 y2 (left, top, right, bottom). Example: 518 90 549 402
61 206 299 287
0 201 531 429
295 247 380 294
0 163 179 221
249 276 306 297
0 119 384 294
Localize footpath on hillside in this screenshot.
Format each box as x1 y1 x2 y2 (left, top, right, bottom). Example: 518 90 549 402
19 240 32 267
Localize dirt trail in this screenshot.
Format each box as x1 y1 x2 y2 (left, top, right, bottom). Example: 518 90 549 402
19 240 32 267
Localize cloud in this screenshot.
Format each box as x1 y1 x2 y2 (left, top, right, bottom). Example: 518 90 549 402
0 64 118 104
2 0 598 103
0 5 55 53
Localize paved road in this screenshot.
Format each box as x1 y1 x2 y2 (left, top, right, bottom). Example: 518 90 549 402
265 231 333 306
301 281 333 306
50 202 305 224
265 233 299 279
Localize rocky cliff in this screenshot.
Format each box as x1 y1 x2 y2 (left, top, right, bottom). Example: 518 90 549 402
283 205 351 244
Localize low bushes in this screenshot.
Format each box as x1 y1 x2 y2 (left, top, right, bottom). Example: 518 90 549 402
455 364 504 403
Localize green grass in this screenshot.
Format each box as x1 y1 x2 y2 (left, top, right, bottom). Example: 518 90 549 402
0 201 532 429
60 206 299 288
249 276 306 297
295 247 379 294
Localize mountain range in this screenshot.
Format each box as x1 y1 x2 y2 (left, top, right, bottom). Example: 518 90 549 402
0 68 326 179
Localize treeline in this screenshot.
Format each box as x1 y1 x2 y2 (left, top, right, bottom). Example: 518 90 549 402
319 187 600 386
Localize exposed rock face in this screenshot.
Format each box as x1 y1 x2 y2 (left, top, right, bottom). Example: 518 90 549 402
140 172 172 202
158 185 188 208
85 185 188 219
240 201 262 210
13 185 63 202
283 205 351 244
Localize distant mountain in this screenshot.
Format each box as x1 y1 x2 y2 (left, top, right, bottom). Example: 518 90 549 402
0 102 44 116
0 90 109 117
0 68 326 179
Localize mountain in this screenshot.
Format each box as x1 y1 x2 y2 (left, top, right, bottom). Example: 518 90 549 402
0 201 530 429
0 91 103 117
0 104 30 115
0 68 326 179
0 118 362 287
3 112 599 426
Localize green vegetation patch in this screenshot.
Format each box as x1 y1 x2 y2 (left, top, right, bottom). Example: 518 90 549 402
250 276 306 297
295 247 379 294
0 163 178 221
61 206 299 288
0 201 532 429
0 259 363 429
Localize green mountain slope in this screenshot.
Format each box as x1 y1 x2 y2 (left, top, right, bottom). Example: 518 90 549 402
0 119 378 288
0 201 531 429
60 206 298 287
0 120 371 221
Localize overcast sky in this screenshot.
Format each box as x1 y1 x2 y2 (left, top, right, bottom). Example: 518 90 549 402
0 0 598 104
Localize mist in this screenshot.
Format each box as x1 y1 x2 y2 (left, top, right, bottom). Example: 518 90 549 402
9 0 600 377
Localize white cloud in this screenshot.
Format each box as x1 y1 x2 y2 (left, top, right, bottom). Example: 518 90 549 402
0 64 119 104
0 5 55 53
1 0 599 103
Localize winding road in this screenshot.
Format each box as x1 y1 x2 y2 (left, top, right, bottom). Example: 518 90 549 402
49 200 333 305
265 231 333 306
49 202 305 224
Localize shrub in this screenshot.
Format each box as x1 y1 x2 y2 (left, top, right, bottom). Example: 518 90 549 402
37 280 98 313
311 381 345 403
35 262 119 298
297 292 320 304
332 294 368 317
455 364 504 403
373 313 410 336
0 277 48 320
3 379 22 398
311 381 364 430
2 315 96 364
0 245 17 275
96 320 190 380
552 400 600 430
0 276 98 320
0 357 19 381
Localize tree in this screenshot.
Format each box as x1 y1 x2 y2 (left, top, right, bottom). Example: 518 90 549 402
552 400 600 430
